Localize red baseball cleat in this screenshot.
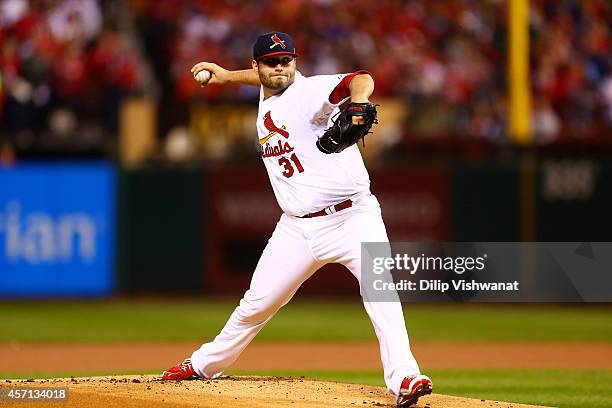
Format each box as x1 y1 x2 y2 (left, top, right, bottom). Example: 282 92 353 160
396 374 433 407
162 358 200 381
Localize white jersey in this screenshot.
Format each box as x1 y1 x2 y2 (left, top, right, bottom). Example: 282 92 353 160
256 71 371 217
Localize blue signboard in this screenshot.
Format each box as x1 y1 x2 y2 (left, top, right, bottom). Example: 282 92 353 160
0 162 115 297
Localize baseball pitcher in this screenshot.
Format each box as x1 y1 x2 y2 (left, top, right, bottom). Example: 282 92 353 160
162 32 432 407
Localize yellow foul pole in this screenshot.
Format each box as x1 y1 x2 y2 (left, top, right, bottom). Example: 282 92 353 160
510 0 537 247
508 0 532 144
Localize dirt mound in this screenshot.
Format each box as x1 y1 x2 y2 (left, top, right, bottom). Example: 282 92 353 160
3 375 547 408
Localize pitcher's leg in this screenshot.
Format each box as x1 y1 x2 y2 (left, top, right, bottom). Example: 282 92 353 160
359 285 420 394
191 217 321 378
338 198 420 395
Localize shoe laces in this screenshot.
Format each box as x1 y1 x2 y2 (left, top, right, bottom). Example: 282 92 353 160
179 359 193 372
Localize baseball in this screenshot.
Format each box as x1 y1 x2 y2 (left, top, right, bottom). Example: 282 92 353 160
195 69 211 84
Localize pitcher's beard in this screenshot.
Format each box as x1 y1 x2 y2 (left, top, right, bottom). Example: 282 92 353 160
260 73 294 92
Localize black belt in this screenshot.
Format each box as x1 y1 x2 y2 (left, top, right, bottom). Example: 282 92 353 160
300 199 353 218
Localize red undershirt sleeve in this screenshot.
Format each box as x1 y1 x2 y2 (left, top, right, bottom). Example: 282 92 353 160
328 70 372 104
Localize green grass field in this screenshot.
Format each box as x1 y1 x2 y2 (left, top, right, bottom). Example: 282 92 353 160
1 299 611 407
0 299 611 342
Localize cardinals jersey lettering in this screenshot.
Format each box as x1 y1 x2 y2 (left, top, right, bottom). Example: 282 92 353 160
257 71 371 217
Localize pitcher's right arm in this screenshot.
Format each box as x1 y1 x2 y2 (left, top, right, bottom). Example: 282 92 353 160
190 62 261 86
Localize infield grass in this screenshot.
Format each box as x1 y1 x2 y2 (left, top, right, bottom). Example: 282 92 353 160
0 299 611 343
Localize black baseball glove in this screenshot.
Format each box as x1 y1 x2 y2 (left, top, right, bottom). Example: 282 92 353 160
316 102 379 154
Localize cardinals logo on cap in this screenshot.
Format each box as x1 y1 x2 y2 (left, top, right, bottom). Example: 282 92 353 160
270 34 286 49
254 32 296 60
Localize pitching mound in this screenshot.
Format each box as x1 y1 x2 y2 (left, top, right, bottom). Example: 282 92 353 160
3 375 546 408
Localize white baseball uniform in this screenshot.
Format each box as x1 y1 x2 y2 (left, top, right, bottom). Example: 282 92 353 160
190 71 421 395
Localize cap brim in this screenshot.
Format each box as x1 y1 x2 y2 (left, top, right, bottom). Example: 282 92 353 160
255 51 299 60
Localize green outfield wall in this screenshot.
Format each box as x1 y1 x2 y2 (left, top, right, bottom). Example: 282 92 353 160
113 156 612 295
116 166 205 294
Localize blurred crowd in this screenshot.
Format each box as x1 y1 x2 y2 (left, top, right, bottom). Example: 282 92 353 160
131 0 610 145
531 0 611 142
131 0 509 143
0 0 145 157
1 0 610 160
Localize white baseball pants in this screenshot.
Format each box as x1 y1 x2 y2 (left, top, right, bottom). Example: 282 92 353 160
190 193 420 395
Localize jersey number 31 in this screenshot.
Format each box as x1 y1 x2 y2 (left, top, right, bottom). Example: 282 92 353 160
279 153 304 178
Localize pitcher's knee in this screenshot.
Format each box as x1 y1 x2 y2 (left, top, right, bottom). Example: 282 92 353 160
235 293 281 324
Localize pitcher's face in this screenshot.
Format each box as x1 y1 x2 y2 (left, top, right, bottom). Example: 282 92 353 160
253 55 297 94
